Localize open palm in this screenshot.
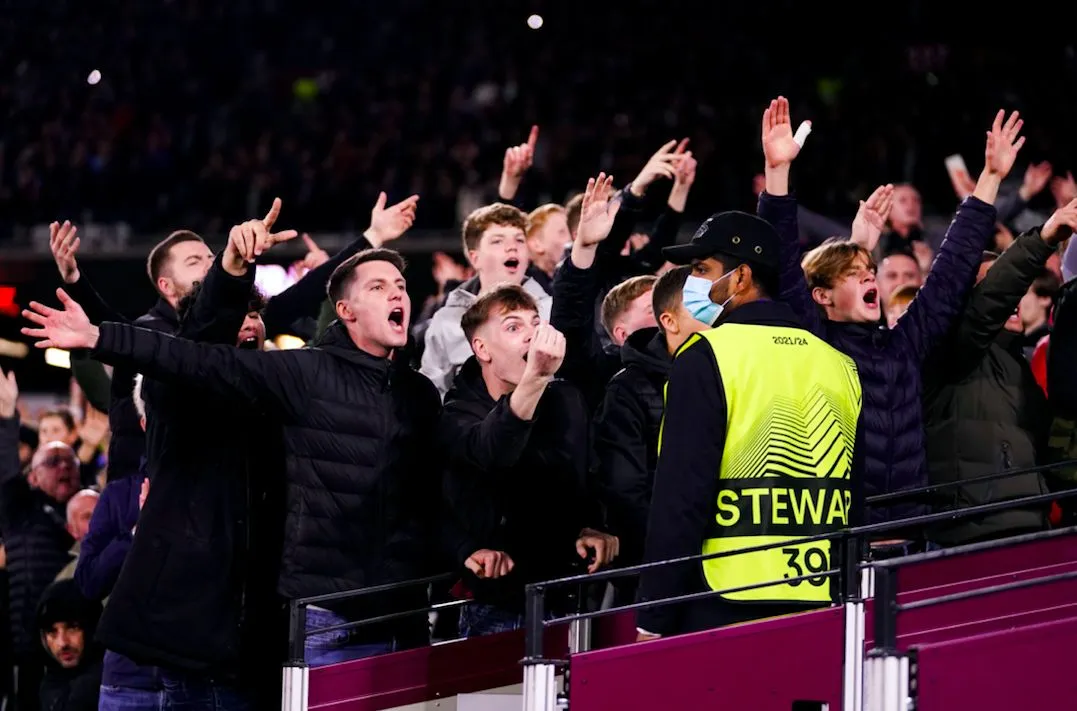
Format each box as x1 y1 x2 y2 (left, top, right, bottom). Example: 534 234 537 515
22 289 97 350
984 110 1025 179
761 96 802 168
577 173 621 246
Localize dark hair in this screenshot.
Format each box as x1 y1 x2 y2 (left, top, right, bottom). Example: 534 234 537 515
460 284 538 345
327 248 407 304
39 409 76 433
176 282 267 325
1033 269 1062 301
146 230 205 286
714 255 779 299
651 265 693 333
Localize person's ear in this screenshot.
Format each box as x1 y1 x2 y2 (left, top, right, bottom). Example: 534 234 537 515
811 286 833 307
467 249 481 269
472 335 492 365
659 311 679 335
612 324 628 346
335 300 355 323
27 469 39 489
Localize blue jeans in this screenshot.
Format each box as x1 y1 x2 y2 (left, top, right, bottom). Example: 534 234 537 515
100 674 251 711
458 603 525 638
304 606 394 667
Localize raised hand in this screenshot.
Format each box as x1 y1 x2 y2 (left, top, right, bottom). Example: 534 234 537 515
464 549 515 579
0 366 17 419
21 289 100 350
1020 161 1053 201
301 234 330 271
522 323 566 382
224 197 300 274
850 184 895 250
77 406 110 448
365 192 419 248
761 96 804 169
668 148 697 212
983 110 1025 179
1042 198 1077 246
49 221 81 284
1051 171 1077 209
629 138 689 198
577 173 621 247
576 528 620 574
503 125 539 179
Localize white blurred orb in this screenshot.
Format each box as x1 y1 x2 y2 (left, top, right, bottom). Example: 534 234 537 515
87 69 101 85
527 14 543 30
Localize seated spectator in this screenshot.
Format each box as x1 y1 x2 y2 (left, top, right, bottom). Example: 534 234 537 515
55 490 98 582
422 203 552 398
440 284 617 636
594 266 707 572
886 284 920 329
599 276 658 347
36 579 102 711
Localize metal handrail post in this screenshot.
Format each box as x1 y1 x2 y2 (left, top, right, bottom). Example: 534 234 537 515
281 601 309 711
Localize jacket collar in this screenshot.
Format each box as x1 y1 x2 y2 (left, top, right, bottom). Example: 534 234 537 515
311 322 393 378
148 299 179 329
621 327 672 377
717 299 805 329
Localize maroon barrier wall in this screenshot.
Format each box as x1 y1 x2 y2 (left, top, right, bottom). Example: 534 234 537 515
915 616 1077 711
309 624 568 711
568 607 844 711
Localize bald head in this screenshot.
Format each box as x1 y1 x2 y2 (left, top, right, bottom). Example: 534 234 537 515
65 489 99 541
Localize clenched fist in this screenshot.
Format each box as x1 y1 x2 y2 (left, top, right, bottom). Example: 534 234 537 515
465 549 515 579
522 324 566 381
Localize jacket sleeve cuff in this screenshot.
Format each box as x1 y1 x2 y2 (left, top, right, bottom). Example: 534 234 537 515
1016 228 1055 262
92 322 127 361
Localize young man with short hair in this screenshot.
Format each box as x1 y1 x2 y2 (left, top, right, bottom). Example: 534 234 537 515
594 266 708 573
24 243 443 683
525 204 572 288
36 579 103 710
439 284 617 636
599 275 657 347
422 203 552 398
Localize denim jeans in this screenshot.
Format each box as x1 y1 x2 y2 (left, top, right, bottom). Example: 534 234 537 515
304 606 394 667
99 685 164 711
458 603 526 638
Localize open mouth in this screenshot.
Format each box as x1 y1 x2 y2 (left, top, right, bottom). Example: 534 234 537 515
238 336 259 350
388 308 405 330
863 288 879 307
504 258 520 271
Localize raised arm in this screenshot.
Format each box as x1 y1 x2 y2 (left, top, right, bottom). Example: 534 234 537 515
49 220 128 325
262 192 417 336
949 204 1073 363
895 110 1022 361
757 97 824 337
23 290 311 419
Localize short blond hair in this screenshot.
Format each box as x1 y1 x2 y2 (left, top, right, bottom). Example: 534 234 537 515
601 275 657 338
801 238 876 290
526 204 566 240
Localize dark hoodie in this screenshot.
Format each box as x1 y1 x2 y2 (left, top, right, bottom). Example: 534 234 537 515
593 327 671 565
37 580 102 711
439 358 597 612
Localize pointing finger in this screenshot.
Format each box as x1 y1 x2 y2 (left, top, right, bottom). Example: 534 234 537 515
262 197 282 230
527 125 539 151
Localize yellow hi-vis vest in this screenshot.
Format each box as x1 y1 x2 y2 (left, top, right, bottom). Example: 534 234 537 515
670 324 862 604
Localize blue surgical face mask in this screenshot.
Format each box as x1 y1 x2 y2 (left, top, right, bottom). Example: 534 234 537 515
682 271 736 326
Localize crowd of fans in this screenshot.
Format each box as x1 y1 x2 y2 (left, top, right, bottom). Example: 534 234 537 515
1 14 1077 706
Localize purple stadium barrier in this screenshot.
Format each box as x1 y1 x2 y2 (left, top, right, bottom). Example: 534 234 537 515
308 624 569 710
568 607 844 711
914 616 1077 711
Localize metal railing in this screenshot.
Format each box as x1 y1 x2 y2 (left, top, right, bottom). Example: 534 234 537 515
520 483 1077 711
864 525 1077 711
865 459 1074 507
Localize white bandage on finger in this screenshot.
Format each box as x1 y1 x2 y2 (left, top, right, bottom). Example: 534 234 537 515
793 120 813 148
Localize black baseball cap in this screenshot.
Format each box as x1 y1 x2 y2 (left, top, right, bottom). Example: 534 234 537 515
662 211 781 269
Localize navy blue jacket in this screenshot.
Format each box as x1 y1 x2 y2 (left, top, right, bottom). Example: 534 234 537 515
74 469 160 690
762 192 997 523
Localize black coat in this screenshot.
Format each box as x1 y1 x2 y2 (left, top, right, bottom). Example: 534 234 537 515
592 327 670 564
923 229 1054 544
0 418 75 658
37 579 103 711
94 258 283 676
440 359 597 611
90 317 443 640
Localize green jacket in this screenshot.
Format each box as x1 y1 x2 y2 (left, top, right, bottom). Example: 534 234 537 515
922 228 1053 545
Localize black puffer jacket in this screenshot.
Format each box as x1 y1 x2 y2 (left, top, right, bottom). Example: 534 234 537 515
0 418 75 657
923 229 1054 544
593 327 670 564
440 359 596 611
91 319 443 635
